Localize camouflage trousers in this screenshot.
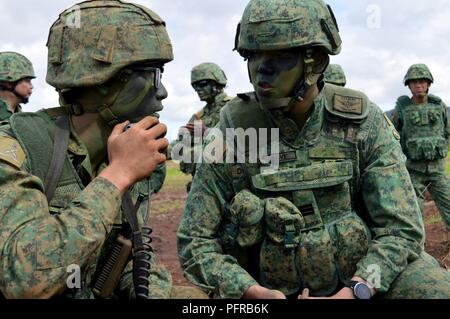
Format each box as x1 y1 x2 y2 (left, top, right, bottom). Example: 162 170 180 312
170 285 209 299
381 252 450 299
409 169 450 230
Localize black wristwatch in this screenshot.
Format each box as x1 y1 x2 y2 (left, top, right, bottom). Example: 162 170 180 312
346 280 372 299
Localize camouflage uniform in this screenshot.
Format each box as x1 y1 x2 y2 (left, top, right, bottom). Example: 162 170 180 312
0 117 172 298
178 0 450 299
324 64 346 87
392 64 450 230
0 52 35 120
0 97 16 121
175 63 231 191
0 0 204 299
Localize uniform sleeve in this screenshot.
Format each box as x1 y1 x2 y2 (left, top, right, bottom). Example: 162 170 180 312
177 161 258 298
354 105 424 294
0 158 122 298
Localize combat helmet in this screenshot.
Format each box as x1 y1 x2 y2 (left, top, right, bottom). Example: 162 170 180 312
403 64 434 86
235 0 342 108
0 51 35 83
324 64 346 86
191 63 227 87
45 0 173 125
46 0 173 89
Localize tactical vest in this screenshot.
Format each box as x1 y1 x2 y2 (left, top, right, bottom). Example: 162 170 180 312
218 85 373 296
396 95 447 162
9 111 148 298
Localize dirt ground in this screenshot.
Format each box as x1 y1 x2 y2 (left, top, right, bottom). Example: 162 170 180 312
423 201 450 270
149 165 449 286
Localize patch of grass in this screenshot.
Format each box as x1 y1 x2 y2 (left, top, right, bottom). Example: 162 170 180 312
151 161 191 216
424 213 443 226
163 161 191 191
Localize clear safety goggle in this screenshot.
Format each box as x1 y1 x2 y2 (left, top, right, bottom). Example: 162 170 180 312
129 65 162 89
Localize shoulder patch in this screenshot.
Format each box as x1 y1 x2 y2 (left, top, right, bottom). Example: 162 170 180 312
322 84 369 120
333 94 363 115
224 96 233 102
0 136 25 169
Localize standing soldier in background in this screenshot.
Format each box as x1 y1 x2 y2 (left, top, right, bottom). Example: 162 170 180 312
0 0 205 299
173 62 232 192
178 0 450 299
324 63 346 87
0 52 35 120
392 64 450 231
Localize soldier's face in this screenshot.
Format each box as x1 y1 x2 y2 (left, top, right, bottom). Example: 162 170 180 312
408 79 430 98
112 65 168 123
14 78 33 104
193 80 215 102
248 49 304 100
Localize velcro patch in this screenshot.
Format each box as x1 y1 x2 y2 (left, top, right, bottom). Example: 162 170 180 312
0 136 25 169
333 94 363 115
278 151 297 163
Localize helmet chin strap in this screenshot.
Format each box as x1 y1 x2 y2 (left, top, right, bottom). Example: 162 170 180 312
258 49 328 112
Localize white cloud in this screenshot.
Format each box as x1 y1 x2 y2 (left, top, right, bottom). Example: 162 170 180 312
1 0 449 140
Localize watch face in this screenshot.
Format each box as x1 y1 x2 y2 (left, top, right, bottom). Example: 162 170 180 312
354 282 372 299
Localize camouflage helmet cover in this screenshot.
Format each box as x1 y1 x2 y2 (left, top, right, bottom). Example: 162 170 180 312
46 0 174 90
0 51 36 82
236 0 342 56
191 62 227 86
403 64 434 85
324 64 346 86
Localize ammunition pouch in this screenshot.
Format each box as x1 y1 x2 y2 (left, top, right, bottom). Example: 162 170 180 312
406 136 448 161
219 189 264 248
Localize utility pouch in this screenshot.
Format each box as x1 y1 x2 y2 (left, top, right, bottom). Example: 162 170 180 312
220 189 265 248
260 197 304 296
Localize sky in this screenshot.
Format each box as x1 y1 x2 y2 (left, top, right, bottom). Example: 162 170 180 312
1 0 450 141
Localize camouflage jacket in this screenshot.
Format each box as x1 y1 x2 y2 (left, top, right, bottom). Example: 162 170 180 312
178 85 425 298
0 110 171 298
0 97 20 121
392 95 450 173
187 92 232 128
178 91 232 175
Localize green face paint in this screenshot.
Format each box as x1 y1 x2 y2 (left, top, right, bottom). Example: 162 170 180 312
248 49 304 100
110 65 167 123
193 80 216 102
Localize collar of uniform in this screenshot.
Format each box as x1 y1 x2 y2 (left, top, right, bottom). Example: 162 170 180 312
299 92 326 145
66 119 94 179
0 97 13 112
269 92 325 147
204 91 227 114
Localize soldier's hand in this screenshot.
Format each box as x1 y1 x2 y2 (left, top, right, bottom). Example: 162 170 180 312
298 288 355 300
185 122 206 134
242 285 286 299
100 116 168 193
